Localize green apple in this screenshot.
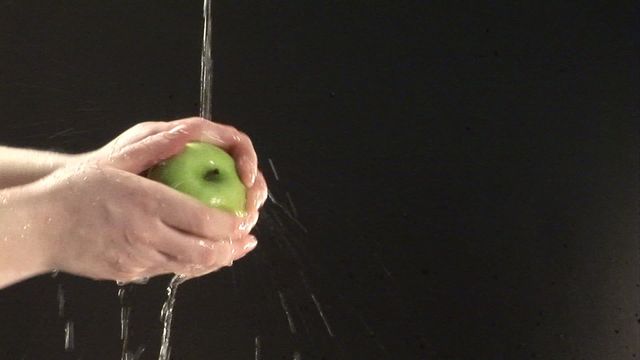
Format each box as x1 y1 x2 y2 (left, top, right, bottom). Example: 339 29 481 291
147 142 247 217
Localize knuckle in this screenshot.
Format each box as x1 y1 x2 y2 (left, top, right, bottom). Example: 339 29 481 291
183 117 206 129
133 121 158 132
123 227 140 246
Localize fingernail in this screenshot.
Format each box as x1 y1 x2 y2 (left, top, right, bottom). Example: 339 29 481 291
249 170 257 187
240 157 257 187
243 238 258 251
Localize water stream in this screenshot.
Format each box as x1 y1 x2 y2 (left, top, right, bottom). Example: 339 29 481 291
157 274 187 360
157 1 214 359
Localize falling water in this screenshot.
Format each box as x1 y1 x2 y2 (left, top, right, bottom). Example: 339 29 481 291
157 1 213 358
199 0 214 121
158 274 187 360
118 286 132 360
64 320 74 352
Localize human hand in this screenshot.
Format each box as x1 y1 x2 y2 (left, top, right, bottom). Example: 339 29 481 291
13 117 268 283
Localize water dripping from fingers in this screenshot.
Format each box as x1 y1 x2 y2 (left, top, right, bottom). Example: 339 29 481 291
118 285 133 360
158 274 187 360
64 320 74 352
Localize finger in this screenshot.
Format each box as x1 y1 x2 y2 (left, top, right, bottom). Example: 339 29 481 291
108 124 193 174
140 252 196 277
111 169 244 239
236 155 258 189
239 211 259 234
233 234 258 261
185 234 258 278
156 194 242 240
101 121 173 158
115 121 174 147
246 171 268 213
154 224 238 268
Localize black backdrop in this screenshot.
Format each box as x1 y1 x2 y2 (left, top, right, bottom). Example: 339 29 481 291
0 1 638 359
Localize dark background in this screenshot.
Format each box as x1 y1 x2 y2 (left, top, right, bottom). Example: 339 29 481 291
0 1 638 359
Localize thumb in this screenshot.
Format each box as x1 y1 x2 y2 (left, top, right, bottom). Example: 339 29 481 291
108 124 191 174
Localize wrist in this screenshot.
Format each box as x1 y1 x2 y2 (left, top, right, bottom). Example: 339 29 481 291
0 185 56 288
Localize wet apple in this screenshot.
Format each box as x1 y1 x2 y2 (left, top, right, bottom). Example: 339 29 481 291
147 142 247 217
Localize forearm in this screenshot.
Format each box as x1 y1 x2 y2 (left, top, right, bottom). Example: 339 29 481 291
0 186 53 289
0 146 77 189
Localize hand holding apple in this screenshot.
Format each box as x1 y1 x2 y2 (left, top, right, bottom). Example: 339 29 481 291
0 118 268 288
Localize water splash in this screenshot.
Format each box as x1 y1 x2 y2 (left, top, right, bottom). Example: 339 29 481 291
268 158 280 181
284 192 298 218
310 294 334 337
277 290 297 334
158 274 187 360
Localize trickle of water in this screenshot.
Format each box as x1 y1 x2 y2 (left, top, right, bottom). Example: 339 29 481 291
64 320 74 351
57 283 65 318
118 287 130 356
158 274 187 360
254 336 262 360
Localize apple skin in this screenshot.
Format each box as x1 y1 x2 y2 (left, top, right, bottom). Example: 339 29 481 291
147 142 247 217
